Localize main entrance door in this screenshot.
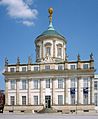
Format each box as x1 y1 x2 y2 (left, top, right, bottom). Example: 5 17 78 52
45 96 51 108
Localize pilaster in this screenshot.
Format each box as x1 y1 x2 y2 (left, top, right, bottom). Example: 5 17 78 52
28 79 31 105
5 79 8 105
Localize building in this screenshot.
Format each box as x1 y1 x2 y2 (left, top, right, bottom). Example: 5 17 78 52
94 75 98 112
3 8 95 113
0 90 5 113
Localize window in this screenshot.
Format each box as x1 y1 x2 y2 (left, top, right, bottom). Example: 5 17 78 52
58 65 63 70
58 95 63 105
71 94 75 104
58 79 63 88
94 93 98 106
10 80 16 90
22 67 26 72
34 67 39 71
83 64 88 69
22 80 27 90
94 81 98 90
46 79 50 88
10 96 15 105
46 47 51 56
57 47 62 57
83 78 88 88
83 94 88 104
33 80 38 89
10 68 15 72
70 65 75 70
71 78 76 88
22 96 26 105
45 65 50 70
36 46 40 58
34 96 38 105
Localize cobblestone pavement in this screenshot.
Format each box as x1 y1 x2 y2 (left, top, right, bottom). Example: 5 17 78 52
0 113 98 119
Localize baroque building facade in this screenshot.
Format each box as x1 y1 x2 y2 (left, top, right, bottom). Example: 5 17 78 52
3 8 95 113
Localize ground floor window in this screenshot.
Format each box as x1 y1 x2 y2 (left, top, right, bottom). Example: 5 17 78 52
58 95 63 105
10 96 15 105
22 96 26 105
94 93 98 106
34 96 38 105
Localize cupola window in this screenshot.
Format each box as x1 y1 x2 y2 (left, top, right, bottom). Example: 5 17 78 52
36 46 40 58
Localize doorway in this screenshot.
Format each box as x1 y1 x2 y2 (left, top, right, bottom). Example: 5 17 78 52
45 96 51 108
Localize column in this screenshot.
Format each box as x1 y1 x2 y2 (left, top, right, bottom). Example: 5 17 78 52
90 77 94 104
66 78 70 104
5 79 8 105
53 40 55 58
41 41 43 59
64 78 66 105
40 79 43 105
16 79 20 105
52 78 55 105
28 79 31 105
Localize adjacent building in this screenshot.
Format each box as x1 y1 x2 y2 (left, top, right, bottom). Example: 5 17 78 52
3 8 95 113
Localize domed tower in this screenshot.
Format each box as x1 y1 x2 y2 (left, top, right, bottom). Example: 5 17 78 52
35 8 67 63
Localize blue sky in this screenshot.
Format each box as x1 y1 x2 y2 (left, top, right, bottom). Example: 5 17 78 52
0 0 98 90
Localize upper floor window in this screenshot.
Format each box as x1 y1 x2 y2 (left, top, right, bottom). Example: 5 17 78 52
83 78 88 88
83 64 89 69
71 78 76 88
58 65 63 70
33 80 38 89
94 81 98 90
10 68 15 72
46 79 50 88
58 79 63 88
34 67 39 71
45 65 50 70
22 67 26 72
22 80 27 90
57 47 62 57
94 93 98 106
10 80 16 90
70 65 76 70
83 94 88 104
10 96 15 105
22 96 26 105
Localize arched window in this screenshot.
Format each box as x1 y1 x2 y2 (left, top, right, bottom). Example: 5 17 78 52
57 43 62 57
45 42 52 56
36 46 40 58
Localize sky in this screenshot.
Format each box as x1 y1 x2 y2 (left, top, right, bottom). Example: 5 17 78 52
0 0 98 90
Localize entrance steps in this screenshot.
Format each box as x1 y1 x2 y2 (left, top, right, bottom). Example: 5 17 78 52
39 108 57 113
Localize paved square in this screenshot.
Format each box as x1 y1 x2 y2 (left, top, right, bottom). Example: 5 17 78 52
0 114 98 119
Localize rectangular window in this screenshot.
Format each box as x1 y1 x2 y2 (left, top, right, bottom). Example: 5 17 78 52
58 95 63 105
58 65 63 70
22 96 26 105
83 64 88 69
57 47 62 57
10 80 16 90
58 79 63 88
46 47 51 55
34 67 39 71
70 65 75 70
71 94 75 104
45 65 50 70
10 68 15 72
83 94 88 104
46 79 50 88
34 96 38 105
22 67 26 72
33 80 38 89
83 78 88 88
71 78 76 88
94 93 98 106
94 81 98 90
10 96 15 105
22 80 27 90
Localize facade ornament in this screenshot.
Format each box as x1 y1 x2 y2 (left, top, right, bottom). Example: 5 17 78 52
5 57 8 66
77 54 81 61
90 53 94 60
17 57 20 65
28 56 32 64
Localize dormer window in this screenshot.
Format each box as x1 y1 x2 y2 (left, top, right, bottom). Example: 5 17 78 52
83 64 89 69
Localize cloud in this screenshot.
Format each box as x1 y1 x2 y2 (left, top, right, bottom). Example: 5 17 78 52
0 0 38 26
